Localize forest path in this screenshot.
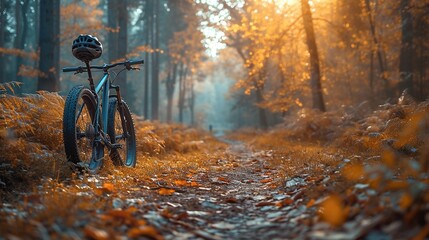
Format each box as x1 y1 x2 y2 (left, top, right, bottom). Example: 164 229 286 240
1 138 340 239
132 140 316 239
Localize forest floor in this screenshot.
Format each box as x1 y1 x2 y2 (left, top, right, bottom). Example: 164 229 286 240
1 92 429 239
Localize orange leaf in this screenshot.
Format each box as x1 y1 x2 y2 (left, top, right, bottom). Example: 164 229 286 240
94 183 115 195
306 199 316 208
342 163 364 181
190 181 199 187
382 150 397 168
127 226 163 240
320 194 346 227
275 198 294 208
158 188 175 196
256 201 275 207
103 182 115 192
174 180 187 186
218 177 230 183
399 193 413 210
260 178 272 183
84 226 109 240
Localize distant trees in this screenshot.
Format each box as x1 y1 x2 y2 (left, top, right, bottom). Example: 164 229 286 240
201 0 429 129
300 0 325 112
398 0 414 97
0 0 8 83
37 0 60 91
108 0 128 97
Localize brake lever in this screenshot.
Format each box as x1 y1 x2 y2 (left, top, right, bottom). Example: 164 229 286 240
74 66 85 75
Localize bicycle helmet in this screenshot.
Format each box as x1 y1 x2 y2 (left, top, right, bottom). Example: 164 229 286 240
72 34 103 62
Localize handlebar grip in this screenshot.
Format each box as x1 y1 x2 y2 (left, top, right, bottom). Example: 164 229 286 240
128 59 144 65
63 67 79 72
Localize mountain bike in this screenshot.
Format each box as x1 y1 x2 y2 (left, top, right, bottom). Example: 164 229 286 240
62 34 143 172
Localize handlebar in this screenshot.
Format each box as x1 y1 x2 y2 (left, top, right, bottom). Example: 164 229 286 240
62 59 144 73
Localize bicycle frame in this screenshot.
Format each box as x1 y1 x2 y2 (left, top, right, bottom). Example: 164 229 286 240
94 72 110 134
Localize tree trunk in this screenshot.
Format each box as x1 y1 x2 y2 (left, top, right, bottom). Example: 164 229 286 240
166 63 177 123
0 0 6 83
151 0 160 120
117 0 128 98
15 0 29 87
256 87 268 129
178 64 187 123
301 0 326 112
398 0 414 97
37 0 60 91
13 0 23 83
108 0 118 63
188 78 195 126
143 0 152 119
364 0 390 98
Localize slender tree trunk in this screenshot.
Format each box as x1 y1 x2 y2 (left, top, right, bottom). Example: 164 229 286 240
301 0 326 112
398 0 414 97
255 70 268 129
166 63 177 122
108 0 118 63
256 88 268 129
151 0 160 120
37 0 60 91
0 0 6 83
13 0 23 83
178 64 187 123
117 0 128 98
15 0 29 86
143 0 152 119
364 0 390 98
189 79 195 126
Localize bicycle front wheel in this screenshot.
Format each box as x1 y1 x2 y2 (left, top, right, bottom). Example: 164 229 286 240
63 85 104 172
107 98 136 167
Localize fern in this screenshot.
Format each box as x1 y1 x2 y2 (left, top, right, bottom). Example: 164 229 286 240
0 81 23 95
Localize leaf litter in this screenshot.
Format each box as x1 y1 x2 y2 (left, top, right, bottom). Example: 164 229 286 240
1 93 429 239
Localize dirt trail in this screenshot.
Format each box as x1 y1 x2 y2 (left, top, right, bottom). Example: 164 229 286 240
0 139 342 239
133 140 313 239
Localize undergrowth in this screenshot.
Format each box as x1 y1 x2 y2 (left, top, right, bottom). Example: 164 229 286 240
230 93 429 233
0 91 226 200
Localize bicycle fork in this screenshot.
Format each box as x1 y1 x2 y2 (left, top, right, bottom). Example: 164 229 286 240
111 84 130 140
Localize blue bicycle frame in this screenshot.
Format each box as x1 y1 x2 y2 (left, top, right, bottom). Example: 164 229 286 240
95 73 110 134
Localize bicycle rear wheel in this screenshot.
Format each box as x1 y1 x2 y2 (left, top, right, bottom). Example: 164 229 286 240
63 85 104 172
107 98 136 167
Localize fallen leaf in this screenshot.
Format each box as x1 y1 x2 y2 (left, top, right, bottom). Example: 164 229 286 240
127 226 163 240
103 182 115 192
260 178 272 183
342 163 364 181
225 197 238 203
256 201 275 207
275 198 293 208
84 226 109 240
399 193 413 210
320 194 346 227
190 181 199 187
218 177 230 183
174 180 187 186
306 199 316 208
158 188 175 196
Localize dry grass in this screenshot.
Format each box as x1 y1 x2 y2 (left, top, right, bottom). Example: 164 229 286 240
0 92 227 200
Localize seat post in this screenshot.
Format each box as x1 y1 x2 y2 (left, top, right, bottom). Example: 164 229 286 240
85 61 95 91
